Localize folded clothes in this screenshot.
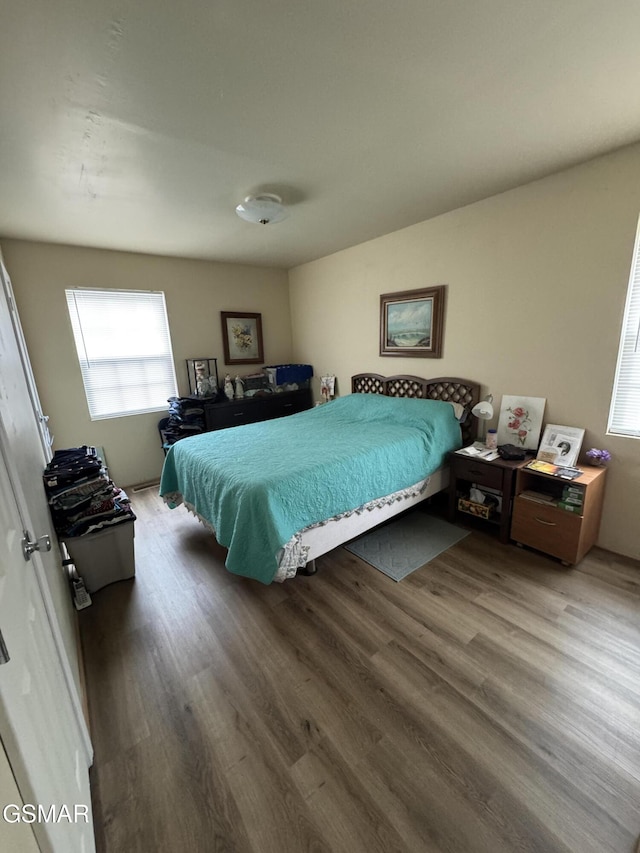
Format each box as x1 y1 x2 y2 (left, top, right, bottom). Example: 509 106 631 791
43 447 135 538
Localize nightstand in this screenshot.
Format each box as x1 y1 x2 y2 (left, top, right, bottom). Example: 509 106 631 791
510 464 606 565
448 452 531 543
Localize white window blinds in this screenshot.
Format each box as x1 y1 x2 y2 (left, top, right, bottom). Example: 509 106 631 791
608 221 640 438
66 288 178 420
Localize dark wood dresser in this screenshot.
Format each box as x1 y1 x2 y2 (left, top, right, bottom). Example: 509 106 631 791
204 388 313 431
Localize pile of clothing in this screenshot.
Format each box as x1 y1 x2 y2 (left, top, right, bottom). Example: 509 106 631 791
162 396 207 447
43 446 135 538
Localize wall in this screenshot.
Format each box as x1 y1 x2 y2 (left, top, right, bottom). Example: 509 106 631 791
289 143 640 561
2 241 291 488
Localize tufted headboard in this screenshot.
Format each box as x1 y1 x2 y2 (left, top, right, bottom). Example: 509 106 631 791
351 373 481 446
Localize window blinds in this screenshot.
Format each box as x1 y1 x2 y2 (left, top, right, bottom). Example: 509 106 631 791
65 288 178 420
608 222 640 438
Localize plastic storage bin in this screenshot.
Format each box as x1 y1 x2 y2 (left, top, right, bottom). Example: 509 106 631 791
62 520 135 593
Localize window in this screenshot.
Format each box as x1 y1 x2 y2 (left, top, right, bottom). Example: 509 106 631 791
66 288 178 420
608 220 640 438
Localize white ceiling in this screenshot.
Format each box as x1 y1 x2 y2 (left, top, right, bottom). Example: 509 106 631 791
3 1 640 269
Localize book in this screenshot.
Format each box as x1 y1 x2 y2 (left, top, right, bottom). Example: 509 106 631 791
520 489 557 504
556 467 583 480
557 500 582 513
562 485 583 498
561 497 583 507
525 460 583 480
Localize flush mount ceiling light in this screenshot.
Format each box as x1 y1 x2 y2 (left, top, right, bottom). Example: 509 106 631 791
235 193 287 225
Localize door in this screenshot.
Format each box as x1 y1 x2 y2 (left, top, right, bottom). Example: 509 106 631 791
0 255 95 852
0 446 94 852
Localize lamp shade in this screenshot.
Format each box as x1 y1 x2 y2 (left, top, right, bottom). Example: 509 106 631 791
235 193 287 225
471 395 494 420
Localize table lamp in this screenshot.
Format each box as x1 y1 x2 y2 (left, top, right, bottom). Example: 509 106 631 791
471 394 494 443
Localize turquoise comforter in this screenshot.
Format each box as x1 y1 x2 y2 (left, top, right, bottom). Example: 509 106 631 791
159 393 462 583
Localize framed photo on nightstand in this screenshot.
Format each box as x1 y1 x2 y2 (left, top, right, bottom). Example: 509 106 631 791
536 424 585 468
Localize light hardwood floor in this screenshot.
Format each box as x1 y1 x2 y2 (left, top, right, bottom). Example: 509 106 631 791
80 488 640 853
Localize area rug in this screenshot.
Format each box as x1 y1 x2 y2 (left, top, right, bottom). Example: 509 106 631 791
343 510 470 581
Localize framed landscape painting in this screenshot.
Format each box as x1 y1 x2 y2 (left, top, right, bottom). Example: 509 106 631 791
221 312 264 364
380 286 445 358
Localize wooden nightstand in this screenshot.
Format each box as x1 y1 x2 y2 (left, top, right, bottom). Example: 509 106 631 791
510 464 606 565
447 452 531 543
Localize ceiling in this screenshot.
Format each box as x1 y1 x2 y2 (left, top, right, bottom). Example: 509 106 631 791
3 1 640 270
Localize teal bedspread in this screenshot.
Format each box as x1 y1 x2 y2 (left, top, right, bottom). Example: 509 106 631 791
159 393 462 584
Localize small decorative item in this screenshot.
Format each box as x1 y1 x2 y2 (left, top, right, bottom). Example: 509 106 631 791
537 424 585 468
221 311 264 364
485 428 498 450
496 395 546 450
320 374 336 402
186 358 218 398
586 447 612 466
380 286 445 358
224 374 234 400
234 376 244 398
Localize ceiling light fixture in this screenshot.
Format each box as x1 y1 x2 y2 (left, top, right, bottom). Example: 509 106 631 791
235 193 287 225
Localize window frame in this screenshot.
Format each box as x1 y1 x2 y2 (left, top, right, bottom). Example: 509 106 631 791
65 287 178 421
607 219 640 439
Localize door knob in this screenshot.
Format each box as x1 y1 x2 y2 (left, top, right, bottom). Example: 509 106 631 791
21 531 52 562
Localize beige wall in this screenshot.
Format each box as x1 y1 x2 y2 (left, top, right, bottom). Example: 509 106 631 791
2 241 291 488
289 143 640 561
3 143 640 560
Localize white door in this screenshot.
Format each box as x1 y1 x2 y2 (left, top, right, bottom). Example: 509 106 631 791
0 256 95 852
0 446 94 853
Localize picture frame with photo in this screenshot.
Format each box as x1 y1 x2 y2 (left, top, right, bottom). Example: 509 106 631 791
536 424 585 468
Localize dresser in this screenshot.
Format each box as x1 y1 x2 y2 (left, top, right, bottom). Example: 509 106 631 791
204 388 313 431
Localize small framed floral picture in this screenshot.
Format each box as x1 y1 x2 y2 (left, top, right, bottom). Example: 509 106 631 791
496 395 546 450
221 312 264 364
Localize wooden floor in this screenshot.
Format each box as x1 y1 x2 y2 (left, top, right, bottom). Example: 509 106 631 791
80 488 640 853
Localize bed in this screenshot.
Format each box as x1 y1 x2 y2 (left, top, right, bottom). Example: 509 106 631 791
160 373 480 583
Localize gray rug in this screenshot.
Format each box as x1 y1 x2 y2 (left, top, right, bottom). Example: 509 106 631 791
343 510 470 581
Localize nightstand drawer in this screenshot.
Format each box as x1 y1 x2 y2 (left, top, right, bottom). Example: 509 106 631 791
511 497 582 563
451 457 504 490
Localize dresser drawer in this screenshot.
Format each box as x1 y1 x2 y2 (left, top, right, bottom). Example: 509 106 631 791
205 405 256 430
451 457 504 490
511 497 582 564
268 395 307 418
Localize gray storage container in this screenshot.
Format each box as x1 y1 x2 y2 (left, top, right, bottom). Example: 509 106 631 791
62 520 135 593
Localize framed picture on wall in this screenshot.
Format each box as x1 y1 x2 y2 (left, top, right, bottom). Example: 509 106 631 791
221 312 264 364
380 286 445 357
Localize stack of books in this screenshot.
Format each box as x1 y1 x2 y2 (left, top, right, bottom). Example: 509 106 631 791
557 484 584 514
525 460 583 480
